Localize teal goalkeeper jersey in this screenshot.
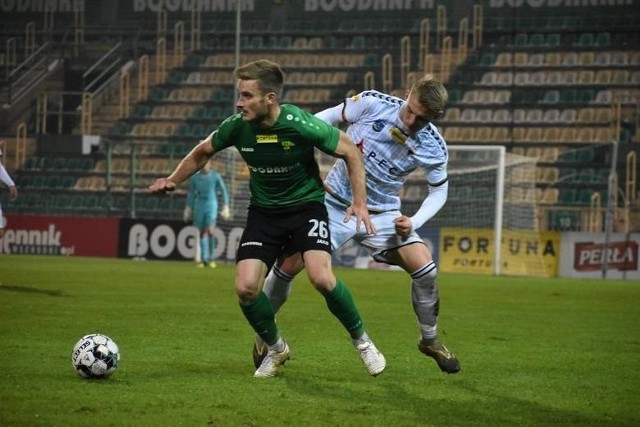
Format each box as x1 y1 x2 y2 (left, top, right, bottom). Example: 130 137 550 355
212 104 340 208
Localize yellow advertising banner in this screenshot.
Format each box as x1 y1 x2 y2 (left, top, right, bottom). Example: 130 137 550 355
439 228 560 277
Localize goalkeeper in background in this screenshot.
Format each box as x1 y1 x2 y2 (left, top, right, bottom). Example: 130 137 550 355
258 75 460 374
184 159 230 268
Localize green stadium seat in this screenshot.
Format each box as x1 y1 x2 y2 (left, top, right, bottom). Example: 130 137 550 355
541 90 560 104
79 158 95 170
45 176 61 189
51 194 72 210
559 188 577 205
594 32 611 46
527 33 544 47
545 33 561 47
32 175 47 189
60 176 77 189
575 33 594 47
51 157 67 170
479 52 496 66
514 33 528 47
144 197 159 211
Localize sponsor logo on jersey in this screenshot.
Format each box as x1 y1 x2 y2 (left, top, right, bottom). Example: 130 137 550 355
247 163 301 174
241 241 263 247
316 239 329 246
241 147 254 152
256 134 278 143
389 126 407 144
372 120 384 132
281 140 295 151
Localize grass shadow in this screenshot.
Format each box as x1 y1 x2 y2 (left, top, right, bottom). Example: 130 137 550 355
0 283 65 297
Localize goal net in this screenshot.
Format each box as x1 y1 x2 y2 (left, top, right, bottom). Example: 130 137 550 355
421 145 541 276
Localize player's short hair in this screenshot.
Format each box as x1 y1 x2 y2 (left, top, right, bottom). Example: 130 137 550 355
235 59 284 98
411 75 448 120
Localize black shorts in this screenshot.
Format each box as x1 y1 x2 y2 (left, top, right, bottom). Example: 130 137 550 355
236 201 332 269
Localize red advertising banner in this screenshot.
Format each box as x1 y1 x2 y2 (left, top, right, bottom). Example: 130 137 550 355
573 240 639 272
0 215 119 257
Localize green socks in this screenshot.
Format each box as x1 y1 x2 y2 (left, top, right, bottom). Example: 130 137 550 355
322 279 365 339
240 292 279 345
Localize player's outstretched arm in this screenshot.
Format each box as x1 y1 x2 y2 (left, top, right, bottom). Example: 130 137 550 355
332 130 376 235
149 137 215 194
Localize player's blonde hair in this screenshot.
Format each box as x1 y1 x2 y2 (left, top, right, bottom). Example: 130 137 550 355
411 75 448 120
235 59 284 98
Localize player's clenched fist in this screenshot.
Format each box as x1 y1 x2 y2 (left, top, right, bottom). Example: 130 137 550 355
149 177 177 194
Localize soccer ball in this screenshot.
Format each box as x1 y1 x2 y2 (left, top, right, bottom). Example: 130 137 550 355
71 333 121 379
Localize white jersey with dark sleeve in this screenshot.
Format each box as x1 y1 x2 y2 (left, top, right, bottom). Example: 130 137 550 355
322 90 448 212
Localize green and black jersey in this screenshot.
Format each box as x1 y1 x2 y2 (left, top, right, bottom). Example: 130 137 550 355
212 104 340 208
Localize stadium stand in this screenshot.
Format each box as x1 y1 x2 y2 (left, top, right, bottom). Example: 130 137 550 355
0 3 638 231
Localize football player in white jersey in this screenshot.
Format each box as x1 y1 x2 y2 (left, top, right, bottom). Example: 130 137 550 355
255 75 460 374
0 139 18 239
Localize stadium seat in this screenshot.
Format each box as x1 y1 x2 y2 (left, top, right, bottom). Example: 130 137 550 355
576 128 595 143
578 52 595 66
612 70 630 85
561 52 578 66
545 33 561 47
594 32 611 46
492 109 512 123
525 109 543 123
540 188 559 204
542 109 561 123
575 33 594 47
524 128 543 142
611 51 629 66
559 189 578 205
560 109 582 126
514 53 528 66
528 53 545 67
491 127 510 142
559 127 578 142
577 70 595 85
495 52 512 67
514 33 528 47
594 52 611 66
513 109 527 123
544 52 562 66
541 90 560 104
443 108 460 122
543 127 561 142
460 108 476 123
528 33 545 47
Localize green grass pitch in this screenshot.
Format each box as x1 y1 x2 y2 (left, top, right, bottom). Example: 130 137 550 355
1 255 639 426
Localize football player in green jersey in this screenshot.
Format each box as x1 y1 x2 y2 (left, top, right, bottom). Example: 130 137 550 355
150 60 386 378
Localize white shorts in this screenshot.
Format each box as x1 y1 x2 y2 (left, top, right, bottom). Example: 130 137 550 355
0 204 5 228
325 194 425 265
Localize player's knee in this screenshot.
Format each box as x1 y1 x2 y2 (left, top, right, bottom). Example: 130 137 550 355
412 261 438 288
306 269 335 292
235 277 260 303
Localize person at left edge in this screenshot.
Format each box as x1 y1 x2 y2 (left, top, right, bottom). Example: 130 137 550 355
149 59 386 378
184 160 230 268
0 139 18 239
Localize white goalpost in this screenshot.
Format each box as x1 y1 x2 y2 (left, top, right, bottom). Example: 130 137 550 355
424 145 539 275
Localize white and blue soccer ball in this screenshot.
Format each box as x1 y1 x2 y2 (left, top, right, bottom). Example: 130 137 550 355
71 333 120 379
